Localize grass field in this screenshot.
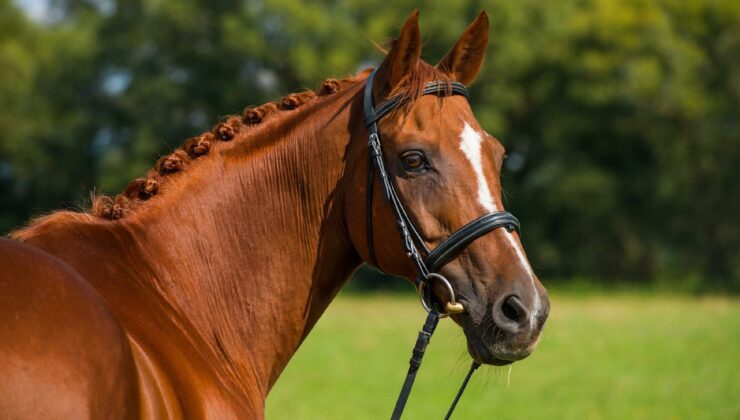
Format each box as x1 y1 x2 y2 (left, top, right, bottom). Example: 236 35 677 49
266 292 739 419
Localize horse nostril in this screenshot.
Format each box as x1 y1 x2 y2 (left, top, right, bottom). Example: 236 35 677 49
492 295 529 334
501 295 527 324
502 295 524 324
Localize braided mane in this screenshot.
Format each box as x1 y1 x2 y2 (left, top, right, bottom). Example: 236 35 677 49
90 59 450 221
90 76 358 220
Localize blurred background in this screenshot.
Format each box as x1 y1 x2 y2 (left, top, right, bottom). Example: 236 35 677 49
1 0 738 418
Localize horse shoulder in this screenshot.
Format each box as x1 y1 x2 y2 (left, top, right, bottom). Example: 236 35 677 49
0 238 140 419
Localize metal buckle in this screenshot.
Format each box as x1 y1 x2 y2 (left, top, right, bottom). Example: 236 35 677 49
368 133 381 153
417 273 465 318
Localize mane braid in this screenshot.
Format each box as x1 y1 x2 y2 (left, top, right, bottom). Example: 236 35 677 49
89 62 450 220
90 75 358 220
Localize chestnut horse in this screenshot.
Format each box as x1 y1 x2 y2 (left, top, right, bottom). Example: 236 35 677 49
0 11 549 419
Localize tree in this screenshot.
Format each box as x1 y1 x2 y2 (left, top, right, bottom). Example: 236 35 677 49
1 0 738 289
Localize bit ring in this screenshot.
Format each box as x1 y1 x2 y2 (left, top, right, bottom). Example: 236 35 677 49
417 273 465 318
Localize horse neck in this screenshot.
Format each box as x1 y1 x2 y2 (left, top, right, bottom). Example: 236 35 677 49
123 85 365 397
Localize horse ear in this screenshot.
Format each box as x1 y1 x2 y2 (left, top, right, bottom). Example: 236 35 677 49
374 10 422 98
436 11 489 85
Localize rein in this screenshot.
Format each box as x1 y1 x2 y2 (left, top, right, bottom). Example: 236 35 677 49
363 69 521 418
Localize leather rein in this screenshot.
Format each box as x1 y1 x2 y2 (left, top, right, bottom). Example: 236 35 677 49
363 69 521 419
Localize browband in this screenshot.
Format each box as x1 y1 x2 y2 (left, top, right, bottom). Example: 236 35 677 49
365 81 469 127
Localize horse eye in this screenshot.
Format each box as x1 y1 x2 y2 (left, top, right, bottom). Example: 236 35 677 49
401 151 427 172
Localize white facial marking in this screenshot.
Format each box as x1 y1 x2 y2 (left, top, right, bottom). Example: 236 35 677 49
459 121 541 328
504 231 541 328
459 122 496 212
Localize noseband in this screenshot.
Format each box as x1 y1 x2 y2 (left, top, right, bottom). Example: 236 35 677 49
363 69 521 419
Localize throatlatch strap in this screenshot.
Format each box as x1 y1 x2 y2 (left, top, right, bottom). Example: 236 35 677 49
391 310 440 420
366 149 380 269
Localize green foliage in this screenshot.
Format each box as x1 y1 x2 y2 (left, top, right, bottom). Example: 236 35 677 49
0 0 738 288
267 293 740 419
481 0 740 290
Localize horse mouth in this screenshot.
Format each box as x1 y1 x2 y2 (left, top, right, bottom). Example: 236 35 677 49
458 312 534 366
466 339 513 366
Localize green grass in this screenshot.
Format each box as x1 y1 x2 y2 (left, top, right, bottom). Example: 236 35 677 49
266 292 740 419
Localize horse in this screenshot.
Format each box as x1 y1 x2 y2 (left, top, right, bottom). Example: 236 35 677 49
0 10 549 418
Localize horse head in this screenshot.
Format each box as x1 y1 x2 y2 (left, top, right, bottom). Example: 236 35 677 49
346 11 550 365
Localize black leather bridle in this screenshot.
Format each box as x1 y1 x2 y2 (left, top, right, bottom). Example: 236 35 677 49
363 68 521 419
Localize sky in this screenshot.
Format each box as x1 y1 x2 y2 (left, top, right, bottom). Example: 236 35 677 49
14 0 51 22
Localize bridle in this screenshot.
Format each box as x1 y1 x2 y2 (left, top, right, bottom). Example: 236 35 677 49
363 68 521 419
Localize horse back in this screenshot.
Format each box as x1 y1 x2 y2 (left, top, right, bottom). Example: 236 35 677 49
0 238 139 419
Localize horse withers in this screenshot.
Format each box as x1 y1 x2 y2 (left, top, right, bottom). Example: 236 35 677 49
1 10 549 418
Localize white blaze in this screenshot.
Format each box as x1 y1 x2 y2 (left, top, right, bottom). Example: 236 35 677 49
459 122 496 213
503 231 541 327
459 121 541 328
